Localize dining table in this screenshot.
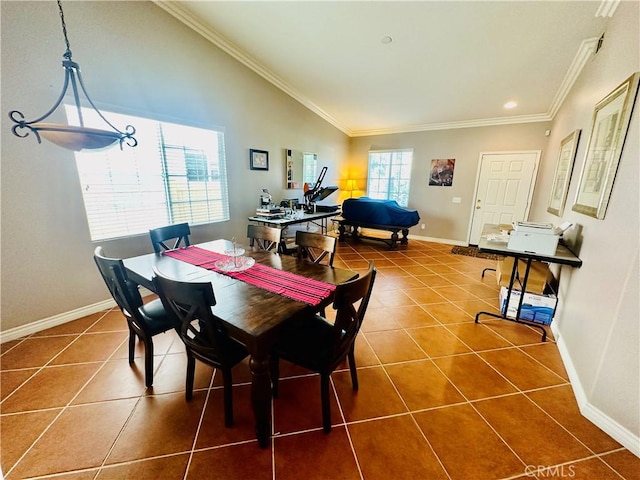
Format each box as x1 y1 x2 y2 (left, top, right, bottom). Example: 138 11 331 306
122 239 358 447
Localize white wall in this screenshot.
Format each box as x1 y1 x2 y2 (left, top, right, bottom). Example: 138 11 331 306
529 1 639 452
0 1 348 332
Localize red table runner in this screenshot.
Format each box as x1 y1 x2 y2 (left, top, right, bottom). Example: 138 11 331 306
163 246 336 307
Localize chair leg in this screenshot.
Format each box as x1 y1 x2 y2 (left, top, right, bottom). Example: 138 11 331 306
185 352 195 401
348 347 359 391
321 373 331 433
143 337 154 388
269 355 280 398
127 327 136 365
222 367 234 427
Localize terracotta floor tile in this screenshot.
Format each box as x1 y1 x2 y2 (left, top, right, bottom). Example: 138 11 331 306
414 273 455 287
361 307 403 332
511 457 628 479
96 454 189 480
195 384 256 448
86 309 130 333
404 286 448 305
462 282 501 300
600 449 640 480
479 348 566 391
385 360 465 410
30 314 101 336
453 299 499 317
50 332 128 365
433 353 517 400
482 318 549 345
365 329 427 363
1 363 102 413
106 392 206 463
349 414 448 480
8 399 138 478
1 409 62 473
414 404 525 480
446 323 513 351
333 366 407 422
0 336 78 370
520 343 569 380
273 374 340 434
431 284 482 302
147 352 214 395
372 288 417 307
394 305 440 328
0 368 38 401
274 427 360 480
72 358 147 404
408 325 472 358
186 443 272 480
526 385 621 453
474 393 591 466
420 302 474 324
400 265 438 276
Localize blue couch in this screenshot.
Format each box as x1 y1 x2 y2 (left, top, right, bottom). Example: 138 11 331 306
336 197 420 249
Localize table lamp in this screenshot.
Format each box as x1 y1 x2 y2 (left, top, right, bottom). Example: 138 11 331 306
345 179 359 198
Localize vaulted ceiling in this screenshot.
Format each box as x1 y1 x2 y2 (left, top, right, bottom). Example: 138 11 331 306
155 1 615 136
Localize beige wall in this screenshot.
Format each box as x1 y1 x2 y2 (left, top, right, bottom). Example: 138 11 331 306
0 1 348 331
528 1 639 448
349 123 551 242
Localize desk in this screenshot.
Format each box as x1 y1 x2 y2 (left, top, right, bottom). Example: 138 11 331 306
248 210 339 251
475 224 582 341
123 240 357 447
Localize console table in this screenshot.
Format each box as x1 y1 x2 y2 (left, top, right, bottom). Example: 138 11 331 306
475 224 582 341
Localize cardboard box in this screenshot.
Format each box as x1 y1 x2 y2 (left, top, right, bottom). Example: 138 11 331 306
496 257 555 295
499 286 557 325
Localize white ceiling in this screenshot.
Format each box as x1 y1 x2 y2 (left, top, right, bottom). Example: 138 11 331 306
155 1 614 136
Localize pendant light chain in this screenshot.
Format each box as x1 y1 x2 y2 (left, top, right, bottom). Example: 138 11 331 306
58 1 72 61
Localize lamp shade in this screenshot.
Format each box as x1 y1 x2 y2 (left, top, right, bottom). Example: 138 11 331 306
345 179 359 192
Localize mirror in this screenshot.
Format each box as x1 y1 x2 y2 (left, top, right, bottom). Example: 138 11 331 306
285 149 317 189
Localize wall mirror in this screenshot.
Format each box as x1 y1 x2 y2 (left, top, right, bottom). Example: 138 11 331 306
285 149 317 189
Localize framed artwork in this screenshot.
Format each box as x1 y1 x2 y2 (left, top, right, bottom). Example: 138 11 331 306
572 72 640 219
547 129 581 216
429 158 455 186
250 149 269 171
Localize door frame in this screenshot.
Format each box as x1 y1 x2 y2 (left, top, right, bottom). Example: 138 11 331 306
466 150 541 245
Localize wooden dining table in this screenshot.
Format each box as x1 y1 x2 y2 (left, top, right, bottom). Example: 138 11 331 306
122 239 358 447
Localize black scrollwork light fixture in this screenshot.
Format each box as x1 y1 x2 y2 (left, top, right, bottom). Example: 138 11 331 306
8 1 137 151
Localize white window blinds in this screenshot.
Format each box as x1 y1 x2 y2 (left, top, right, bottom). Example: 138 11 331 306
367 149 413 207
67 106 230 241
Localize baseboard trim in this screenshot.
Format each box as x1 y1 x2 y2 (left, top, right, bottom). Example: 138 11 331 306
407 234 466 246
551 323 640 457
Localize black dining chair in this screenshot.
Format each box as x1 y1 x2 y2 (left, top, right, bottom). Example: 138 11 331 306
270 261 376 432
93 247 174 388
152 268 249 427
149 222 191 254
247 224 282 252
295 230 337 267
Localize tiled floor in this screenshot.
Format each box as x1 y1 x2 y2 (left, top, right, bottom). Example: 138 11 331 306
2 239 638 480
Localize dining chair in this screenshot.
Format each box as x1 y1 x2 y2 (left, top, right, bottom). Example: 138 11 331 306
247 224 282 252
149 222 191 254
270 261 376 432
295 230 337 267
93 247 174 388
152 268 249 427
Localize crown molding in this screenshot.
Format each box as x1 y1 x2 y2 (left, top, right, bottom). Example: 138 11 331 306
153 1 596 138
596 0 621 17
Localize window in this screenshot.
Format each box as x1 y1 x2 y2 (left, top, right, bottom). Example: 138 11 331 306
66 106 230 241
367 149 413 206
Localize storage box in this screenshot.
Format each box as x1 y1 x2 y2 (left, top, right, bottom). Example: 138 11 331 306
496 257 555 295
507 230 559 255
499 286 557 325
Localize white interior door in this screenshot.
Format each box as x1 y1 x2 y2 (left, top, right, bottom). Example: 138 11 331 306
469 151 540 244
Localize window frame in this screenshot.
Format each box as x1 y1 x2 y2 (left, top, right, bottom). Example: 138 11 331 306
366 148 414 207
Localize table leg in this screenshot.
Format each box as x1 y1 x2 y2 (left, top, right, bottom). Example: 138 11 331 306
249 353 272 448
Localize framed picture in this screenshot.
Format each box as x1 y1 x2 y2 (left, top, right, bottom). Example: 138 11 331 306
572 72 640 219
250 149 269 171
547 130 580 216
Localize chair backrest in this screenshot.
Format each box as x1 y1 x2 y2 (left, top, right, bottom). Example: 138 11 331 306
152 268 235 361
93 246 143 322
247 224 282 252
149 223 191 254
296 231 337 267
328 261 376 366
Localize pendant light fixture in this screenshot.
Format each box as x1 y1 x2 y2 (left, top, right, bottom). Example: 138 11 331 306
8 1 137 151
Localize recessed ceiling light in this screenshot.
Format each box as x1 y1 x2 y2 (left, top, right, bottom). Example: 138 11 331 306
504 101 518 109
381 36 393 44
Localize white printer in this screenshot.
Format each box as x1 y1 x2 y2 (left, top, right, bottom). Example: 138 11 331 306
507 221 565 255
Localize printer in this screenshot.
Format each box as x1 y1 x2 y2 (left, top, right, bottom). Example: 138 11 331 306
507 221 570 255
